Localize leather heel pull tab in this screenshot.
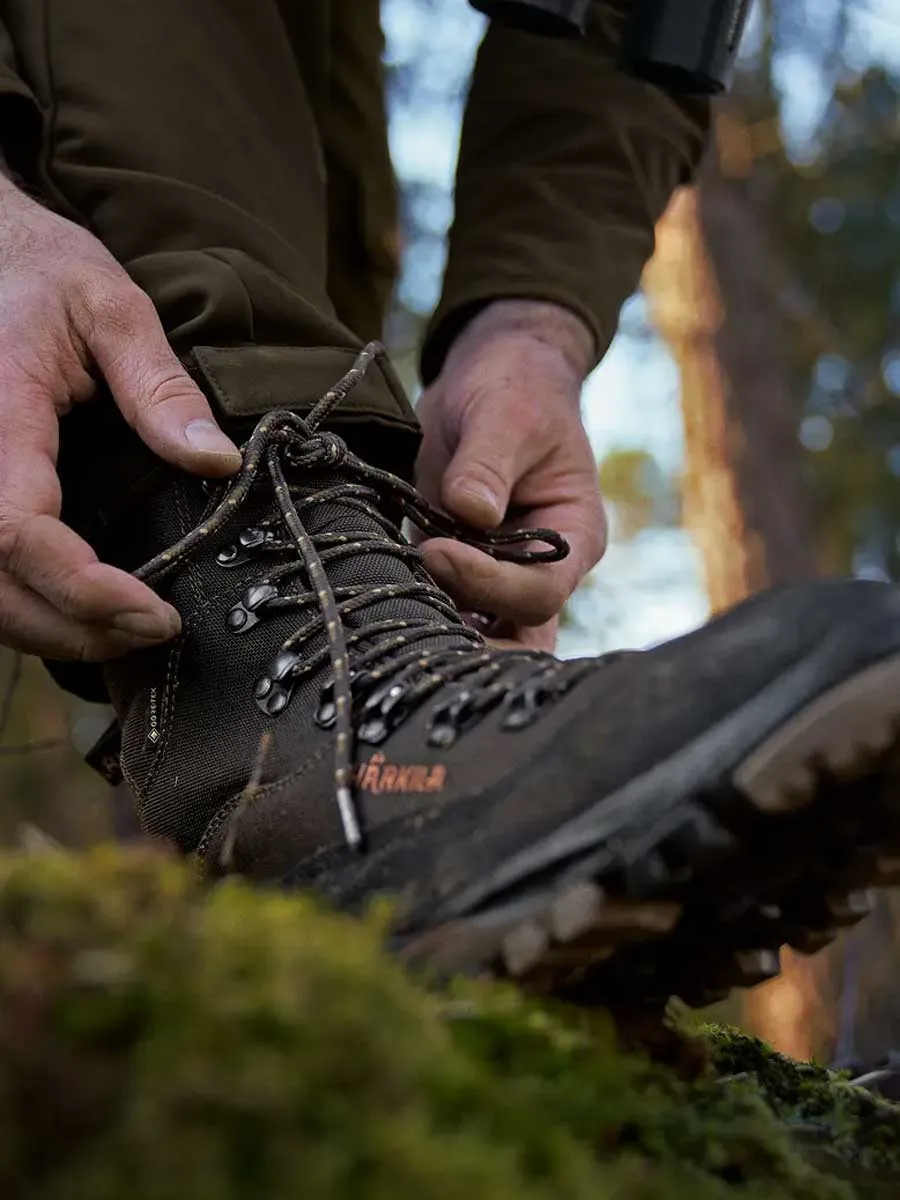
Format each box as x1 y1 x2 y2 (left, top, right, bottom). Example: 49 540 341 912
85 719 124 786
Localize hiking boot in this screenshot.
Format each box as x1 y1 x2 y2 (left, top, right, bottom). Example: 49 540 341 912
88 346 900 1006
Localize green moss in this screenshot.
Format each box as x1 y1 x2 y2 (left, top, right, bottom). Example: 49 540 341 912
0 847 894 1200
702 1025 900 1194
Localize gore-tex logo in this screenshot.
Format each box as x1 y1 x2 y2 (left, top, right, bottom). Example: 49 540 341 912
146 687 161 748
353 753 446 795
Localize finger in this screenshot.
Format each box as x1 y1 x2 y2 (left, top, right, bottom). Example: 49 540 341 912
85 283 242 476
1 512 182 639
0 420 181 639
439 401 533 530
0 569 177 660
424 538 570 627
421 502 604 628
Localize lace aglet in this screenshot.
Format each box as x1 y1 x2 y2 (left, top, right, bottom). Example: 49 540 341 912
337 785 364 851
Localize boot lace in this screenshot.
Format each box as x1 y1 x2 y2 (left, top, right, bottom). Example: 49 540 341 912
134 344 588 850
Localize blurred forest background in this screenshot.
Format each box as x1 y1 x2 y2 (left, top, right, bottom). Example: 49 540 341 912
1 0 900 1068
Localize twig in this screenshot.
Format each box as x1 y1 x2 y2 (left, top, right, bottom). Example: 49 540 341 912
833 927 862 1070
0 652 67 757
16 823 64 856
0 652 22 745
219 730 273 870
0 738 68 757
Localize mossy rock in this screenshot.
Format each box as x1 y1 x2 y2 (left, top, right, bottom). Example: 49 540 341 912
701 1025 900 1195
0 847 897 1200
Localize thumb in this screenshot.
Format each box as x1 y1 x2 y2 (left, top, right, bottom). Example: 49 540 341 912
440 406 518 529
89 289 242 477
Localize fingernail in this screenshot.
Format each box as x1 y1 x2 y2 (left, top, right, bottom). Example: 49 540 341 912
183 419 242 462
112 610 180 642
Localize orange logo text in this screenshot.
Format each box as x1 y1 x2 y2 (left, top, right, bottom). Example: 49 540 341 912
353 753 446 795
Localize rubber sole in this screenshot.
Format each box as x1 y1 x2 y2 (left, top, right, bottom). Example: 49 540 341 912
399 652 900 1008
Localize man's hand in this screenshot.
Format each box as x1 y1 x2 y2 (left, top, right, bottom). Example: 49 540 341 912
0 175 242 661
416 300 606 652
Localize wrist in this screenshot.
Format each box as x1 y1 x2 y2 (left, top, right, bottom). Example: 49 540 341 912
453 299 595 380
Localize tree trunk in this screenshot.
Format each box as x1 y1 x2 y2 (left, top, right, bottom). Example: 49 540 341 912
643 111 828 1058
643 112 820 613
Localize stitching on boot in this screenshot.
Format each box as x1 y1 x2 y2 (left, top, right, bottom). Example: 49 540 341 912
142 641 184 795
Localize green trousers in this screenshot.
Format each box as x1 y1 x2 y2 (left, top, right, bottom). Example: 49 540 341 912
0 0 710 437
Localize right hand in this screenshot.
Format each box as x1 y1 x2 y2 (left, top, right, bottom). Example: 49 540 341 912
0 177 243 661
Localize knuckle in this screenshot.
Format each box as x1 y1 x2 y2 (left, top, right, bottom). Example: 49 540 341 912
452 460 506 500
477 462 510 497
52 579 89 620
0 511 29 574
76 631 113 663
140 369 196 413
86 278 155 337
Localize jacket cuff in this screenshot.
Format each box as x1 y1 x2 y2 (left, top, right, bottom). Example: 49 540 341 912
420 3 710 385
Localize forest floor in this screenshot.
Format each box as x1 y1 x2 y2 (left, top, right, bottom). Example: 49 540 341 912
0 845 898 1200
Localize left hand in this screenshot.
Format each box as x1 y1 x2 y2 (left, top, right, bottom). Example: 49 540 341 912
415 300 607 653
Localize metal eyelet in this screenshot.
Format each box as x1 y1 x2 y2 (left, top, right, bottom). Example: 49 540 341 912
227 582 279 633
426 689 480 745
217 527 281 569
357 718 389 744
427 723 458 749
254 648 304 716
355 679 412 744
499 665 582 732
500 700 538 731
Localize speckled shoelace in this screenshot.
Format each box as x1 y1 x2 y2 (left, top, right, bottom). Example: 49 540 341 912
134 343 570 850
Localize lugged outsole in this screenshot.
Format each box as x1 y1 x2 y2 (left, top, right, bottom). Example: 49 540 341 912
400 652 900 1008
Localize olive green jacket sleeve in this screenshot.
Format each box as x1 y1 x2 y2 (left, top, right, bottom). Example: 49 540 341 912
0 19 41 178
420 0 711 383
323 0 400 345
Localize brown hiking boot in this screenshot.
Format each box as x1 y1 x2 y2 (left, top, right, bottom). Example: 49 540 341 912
76 347 900 1006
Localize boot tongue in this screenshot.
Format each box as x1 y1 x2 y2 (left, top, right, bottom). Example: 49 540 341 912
283 470 477 661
